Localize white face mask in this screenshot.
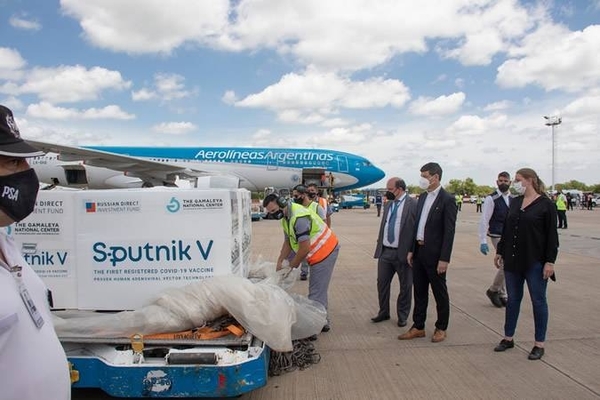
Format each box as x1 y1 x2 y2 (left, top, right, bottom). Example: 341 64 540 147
419 177 431 190
512 181 526 195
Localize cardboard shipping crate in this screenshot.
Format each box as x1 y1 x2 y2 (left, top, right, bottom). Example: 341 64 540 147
10 187 252 310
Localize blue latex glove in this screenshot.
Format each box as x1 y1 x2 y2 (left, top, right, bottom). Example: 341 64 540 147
480 243 489 255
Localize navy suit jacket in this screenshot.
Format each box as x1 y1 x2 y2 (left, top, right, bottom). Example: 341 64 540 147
411 187 457 265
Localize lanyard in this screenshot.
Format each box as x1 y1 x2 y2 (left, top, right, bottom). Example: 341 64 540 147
10 265 45 329
390 195 407 216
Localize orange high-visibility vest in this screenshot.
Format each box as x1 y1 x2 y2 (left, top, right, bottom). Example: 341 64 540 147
282 203 338 265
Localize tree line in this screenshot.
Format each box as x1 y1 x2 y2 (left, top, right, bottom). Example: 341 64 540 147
406 178 600 196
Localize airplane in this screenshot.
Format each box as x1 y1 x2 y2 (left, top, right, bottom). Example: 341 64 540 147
27 140 386 192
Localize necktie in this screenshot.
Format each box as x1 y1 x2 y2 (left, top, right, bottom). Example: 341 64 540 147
387 197 405 244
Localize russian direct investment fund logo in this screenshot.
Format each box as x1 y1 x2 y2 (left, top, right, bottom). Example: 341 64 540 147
83 199 141 213
86 202 97 213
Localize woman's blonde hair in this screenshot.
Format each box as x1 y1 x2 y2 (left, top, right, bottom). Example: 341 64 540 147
516 167 546 196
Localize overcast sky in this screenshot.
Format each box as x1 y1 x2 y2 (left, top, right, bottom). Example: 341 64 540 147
1 0 599 187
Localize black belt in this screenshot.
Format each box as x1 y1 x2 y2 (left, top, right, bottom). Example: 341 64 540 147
383 245 397 250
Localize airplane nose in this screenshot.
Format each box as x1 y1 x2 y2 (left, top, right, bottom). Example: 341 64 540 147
373 166 385 182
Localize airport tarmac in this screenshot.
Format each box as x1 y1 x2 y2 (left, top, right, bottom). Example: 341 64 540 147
74 204 600 399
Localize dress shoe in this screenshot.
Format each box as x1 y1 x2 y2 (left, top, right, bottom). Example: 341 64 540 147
528 346 545 360
494 339 514 352
397 320 407 327
486 289 503 308
397 327 425 340
300 273 308 281
371 314 390 323
431 328 446 343
321 324 331 333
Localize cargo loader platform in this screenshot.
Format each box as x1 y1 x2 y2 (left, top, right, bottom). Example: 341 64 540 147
63 334 269 398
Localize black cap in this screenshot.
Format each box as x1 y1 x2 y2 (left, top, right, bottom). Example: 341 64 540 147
0 105 44 157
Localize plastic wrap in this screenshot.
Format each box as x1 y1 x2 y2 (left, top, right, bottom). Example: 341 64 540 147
52 261 326 351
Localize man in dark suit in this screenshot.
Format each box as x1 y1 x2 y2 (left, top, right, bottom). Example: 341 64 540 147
372 177 417 327
398 162 457 343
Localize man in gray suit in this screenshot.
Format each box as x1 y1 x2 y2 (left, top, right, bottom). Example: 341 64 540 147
372 177 417 327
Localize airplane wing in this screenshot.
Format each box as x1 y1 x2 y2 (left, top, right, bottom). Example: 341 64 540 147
27 140 220 186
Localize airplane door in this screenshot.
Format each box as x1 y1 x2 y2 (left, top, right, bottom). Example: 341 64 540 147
337 155 349 172
267 155 278 170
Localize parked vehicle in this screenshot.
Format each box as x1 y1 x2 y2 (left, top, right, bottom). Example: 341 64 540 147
339 194 370 209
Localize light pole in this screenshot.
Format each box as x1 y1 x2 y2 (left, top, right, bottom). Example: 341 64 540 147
543 115 561 193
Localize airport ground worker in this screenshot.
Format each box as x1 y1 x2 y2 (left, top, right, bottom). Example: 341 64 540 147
303 183 334 280
307 183 332 227
455 193 462 211
375 193 383 217
0 105 71 400
263 193 340 333
292 184 329 281
476 195 483 213
556 191 568 229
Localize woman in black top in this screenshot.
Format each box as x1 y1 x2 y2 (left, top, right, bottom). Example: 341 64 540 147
493 168 559 360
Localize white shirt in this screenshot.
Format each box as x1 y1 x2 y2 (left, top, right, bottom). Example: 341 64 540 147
383 193 407 248
478 190 510 244
416 185 441 241
0 233 71 400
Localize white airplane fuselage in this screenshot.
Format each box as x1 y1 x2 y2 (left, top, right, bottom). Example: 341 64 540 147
30 150 382 191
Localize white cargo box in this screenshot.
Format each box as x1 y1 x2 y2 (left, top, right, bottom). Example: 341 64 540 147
10 188 252 310
10 192 78 309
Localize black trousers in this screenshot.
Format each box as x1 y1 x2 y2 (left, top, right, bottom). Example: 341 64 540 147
412 246 450 331
557 209 567 228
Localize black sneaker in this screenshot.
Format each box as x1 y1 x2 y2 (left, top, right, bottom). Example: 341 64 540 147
486 289 503 308
300 273 307 281
494 339 514 352
528 346 545 360
321 324 330 333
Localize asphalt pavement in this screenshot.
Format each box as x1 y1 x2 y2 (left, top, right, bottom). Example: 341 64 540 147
74 204 600 399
